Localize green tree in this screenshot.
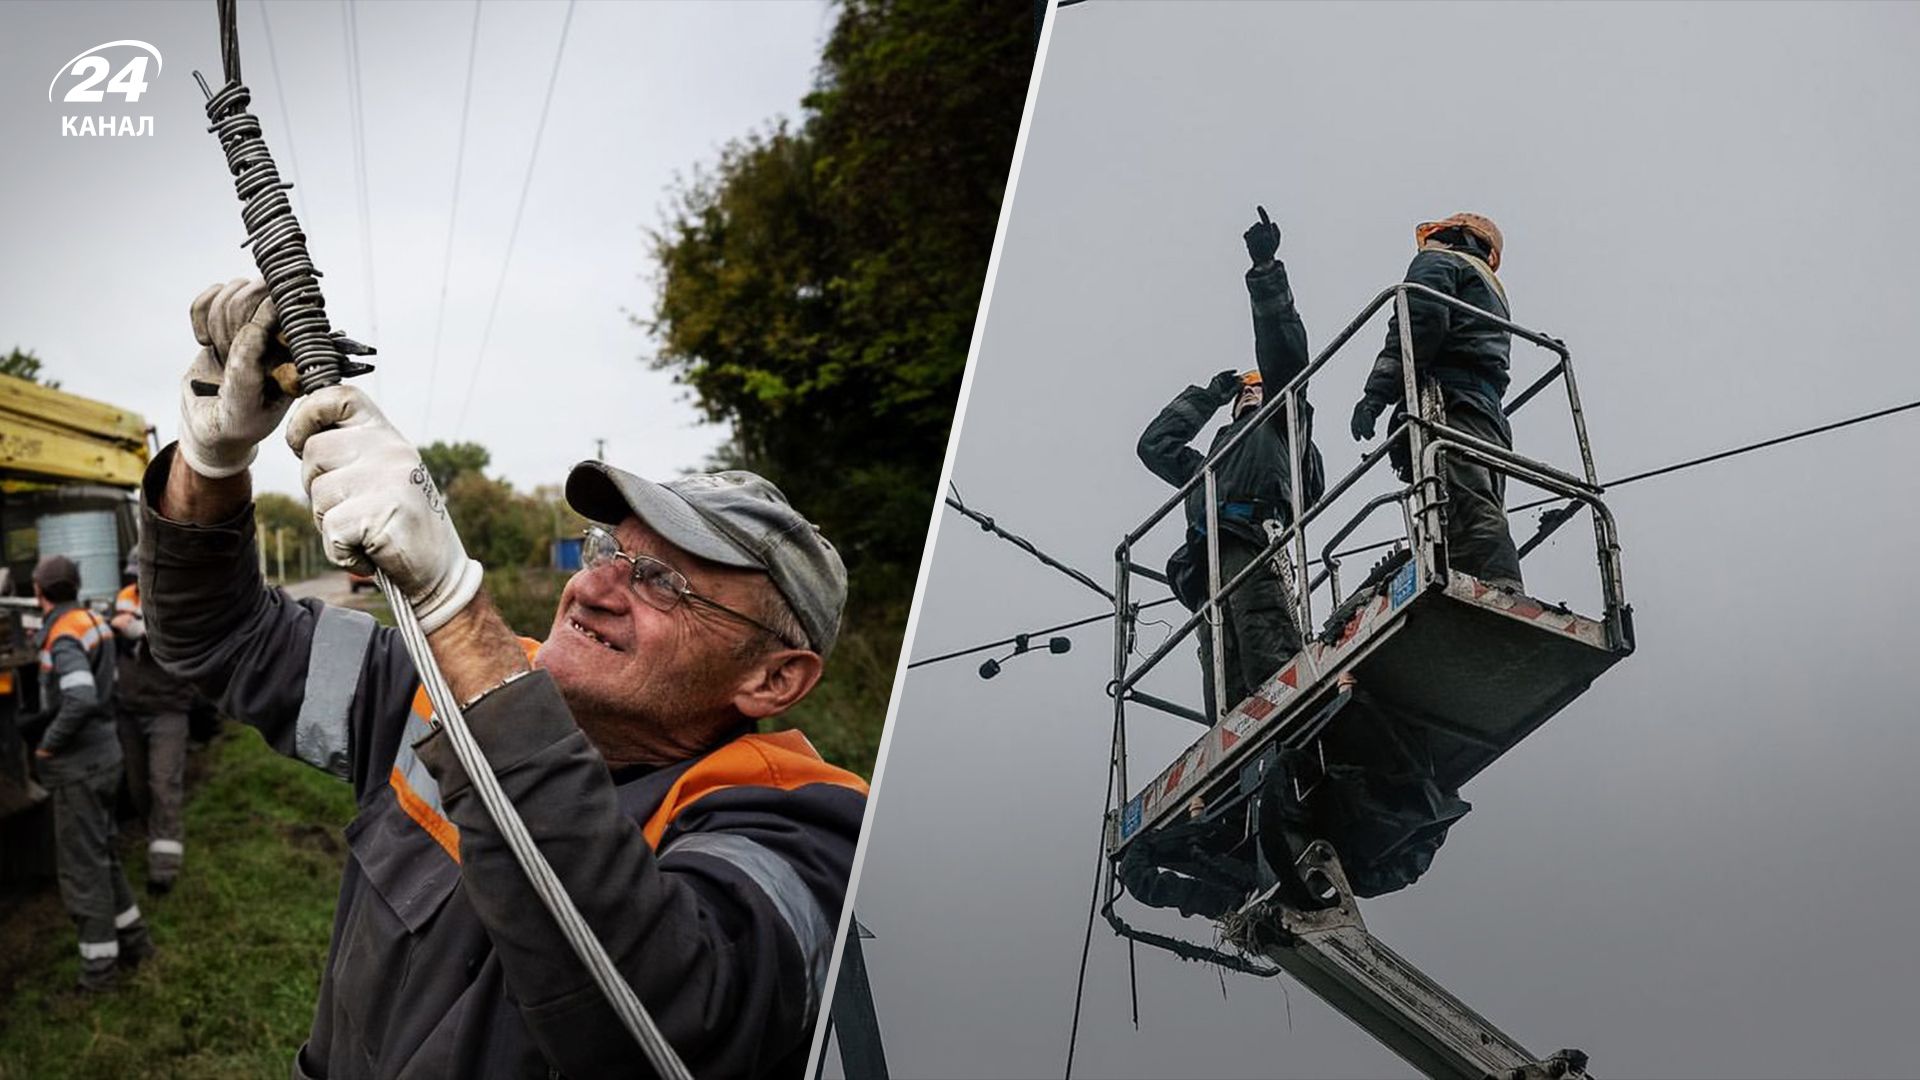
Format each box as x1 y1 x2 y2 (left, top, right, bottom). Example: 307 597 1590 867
254 492 321 582
445 472 552 571
419 441 491 493
1 347 59 389
647 0 1030 610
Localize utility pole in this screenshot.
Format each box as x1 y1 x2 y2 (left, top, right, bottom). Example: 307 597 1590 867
823 918 888 1080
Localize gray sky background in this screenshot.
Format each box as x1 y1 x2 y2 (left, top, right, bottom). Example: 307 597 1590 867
837 3 1920 1078
1 0 836 500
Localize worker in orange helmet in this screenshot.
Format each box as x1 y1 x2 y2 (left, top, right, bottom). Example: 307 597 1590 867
1138 208 1326 721
1348 213 1524 592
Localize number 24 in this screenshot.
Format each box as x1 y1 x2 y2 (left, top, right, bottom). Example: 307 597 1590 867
64 55 150 103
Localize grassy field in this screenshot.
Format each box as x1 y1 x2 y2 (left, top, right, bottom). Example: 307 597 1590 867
0 724 354 1079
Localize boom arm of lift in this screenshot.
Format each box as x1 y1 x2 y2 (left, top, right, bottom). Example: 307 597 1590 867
1222 840 1589 1080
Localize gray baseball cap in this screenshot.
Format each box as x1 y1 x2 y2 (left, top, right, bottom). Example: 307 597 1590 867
565 461 847 657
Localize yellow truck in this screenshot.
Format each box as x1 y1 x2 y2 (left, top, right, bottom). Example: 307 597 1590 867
0 374 150 879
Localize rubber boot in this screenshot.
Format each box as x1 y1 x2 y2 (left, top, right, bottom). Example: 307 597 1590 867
77 956 119 992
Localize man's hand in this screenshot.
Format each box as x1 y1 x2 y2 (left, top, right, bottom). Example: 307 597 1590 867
1207 369 1242 402
179 278 293 480
1350 398 1382 442
286 386 483 634
1243 205 1281 267
33 747 52 761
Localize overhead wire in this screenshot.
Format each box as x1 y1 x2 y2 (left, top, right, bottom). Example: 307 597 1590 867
912 395 1920 670
254 0 306 220
453 0 577 438
1063 691 1121 1080
422 0 485 435
944 491 1114 601
340 0 381 394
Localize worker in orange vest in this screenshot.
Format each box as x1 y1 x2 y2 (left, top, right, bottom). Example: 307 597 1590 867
28 555 154 991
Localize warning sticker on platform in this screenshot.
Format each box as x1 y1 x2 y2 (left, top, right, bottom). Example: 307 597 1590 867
1120 796 1144 840
1390 562 1418 607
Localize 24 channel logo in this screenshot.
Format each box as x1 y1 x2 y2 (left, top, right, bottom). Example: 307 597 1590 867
47 40 163 138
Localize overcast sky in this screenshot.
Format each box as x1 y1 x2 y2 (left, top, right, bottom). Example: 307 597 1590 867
1 0 834 499
834 3 1920 1078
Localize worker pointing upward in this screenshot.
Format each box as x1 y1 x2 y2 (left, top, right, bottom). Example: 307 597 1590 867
1137 208 1327 720
143 278 867 1078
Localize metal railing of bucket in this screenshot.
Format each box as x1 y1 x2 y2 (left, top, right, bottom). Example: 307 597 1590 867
1099 281 1632 941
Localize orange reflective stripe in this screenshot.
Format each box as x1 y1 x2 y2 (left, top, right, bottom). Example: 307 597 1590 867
0 671 15 694
45 609 105 660
394 636 544 857
389 766 462 863
115 584 140 613
399 636 862 856
641 729 868 848
50 609 101 641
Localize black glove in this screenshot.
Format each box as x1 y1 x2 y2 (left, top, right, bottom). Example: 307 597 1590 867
1243 205 1281 267
1207 370 1242 402
1350 399 1382 441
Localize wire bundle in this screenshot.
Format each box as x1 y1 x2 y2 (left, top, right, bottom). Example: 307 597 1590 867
197 0 369 395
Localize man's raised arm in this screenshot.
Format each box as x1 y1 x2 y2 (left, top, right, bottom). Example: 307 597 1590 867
142 279 417 798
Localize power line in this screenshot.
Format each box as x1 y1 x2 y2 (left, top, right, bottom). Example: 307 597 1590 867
422 0 484 436
453 0 577 438
255 0 306 221
1064 731 1119 1080
1511 395 1920 515
340 0 380 391
906 597 1182 670
945 489 1113 601
910 395 1920 670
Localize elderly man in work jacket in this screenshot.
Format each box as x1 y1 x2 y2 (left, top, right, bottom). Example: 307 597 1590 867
142 279 868 1078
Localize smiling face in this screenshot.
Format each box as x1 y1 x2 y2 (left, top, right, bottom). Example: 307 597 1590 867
535 515 822 766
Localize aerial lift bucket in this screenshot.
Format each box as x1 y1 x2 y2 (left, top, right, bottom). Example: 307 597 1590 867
1097 282 1631 1079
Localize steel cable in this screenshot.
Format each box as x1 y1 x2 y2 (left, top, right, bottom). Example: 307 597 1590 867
914 396 1920 671
452 0 576 437
423 0 484 435
382 569 693 1080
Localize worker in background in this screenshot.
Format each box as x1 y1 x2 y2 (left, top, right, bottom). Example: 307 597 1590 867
1137 208 1326 720
27 555 154 990
1349 213 1524 592
111 558 197 895
143 278 867 1078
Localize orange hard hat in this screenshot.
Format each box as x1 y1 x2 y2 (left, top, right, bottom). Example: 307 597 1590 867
1239 370 1262 386
1415 212 1503 271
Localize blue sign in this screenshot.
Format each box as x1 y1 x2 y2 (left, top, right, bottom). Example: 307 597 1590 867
1390 561 1417 607
1120 796 1144 840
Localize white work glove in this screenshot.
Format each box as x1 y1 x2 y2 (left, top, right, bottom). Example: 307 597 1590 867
178 278 292 479
286 385 484 634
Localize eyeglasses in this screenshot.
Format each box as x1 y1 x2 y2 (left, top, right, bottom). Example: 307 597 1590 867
580 525 802 649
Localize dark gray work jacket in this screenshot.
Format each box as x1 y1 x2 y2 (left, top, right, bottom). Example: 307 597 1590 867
137 446 867 1079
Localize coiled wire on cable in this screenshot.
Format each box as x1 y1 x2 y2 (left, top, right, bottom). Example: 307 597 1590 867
193 3 690 1075
195 0 371 394
382 569 694 1080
